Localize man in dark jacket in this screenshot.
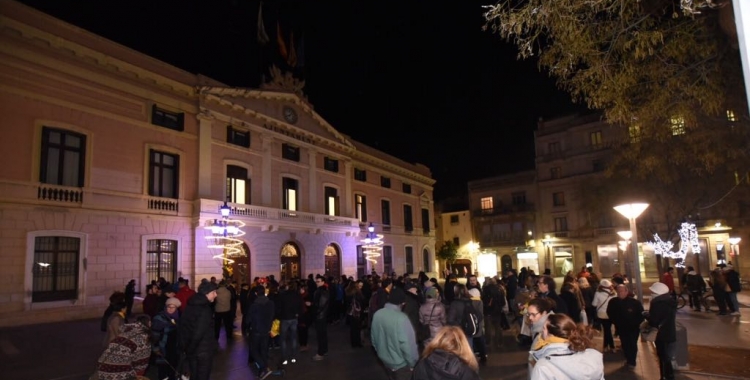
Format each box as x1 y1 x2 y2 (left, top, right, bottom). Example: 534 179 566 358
685 266 707 311
247 285 275 379
724 265 741 315
647 282 677 380
607 284 644 369
179 280 218 380
277 281 303 366
443 274 458 306
312 275 330 361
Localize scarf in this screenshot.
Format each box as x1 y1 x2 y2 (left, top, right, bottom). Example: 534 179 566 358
532 334 569 351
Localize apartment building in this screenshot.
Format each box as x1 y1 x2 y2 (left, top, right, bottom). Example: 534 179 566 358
464 113 745 281
0 1 435 326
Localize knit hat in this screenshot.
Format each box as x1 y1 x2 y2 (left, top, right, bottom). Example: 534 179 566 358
649 282 669 296
388 287 407 305
425 287 438 299
468 288 481 299
165 297 181 308
198 281 218 295
600 279 612 288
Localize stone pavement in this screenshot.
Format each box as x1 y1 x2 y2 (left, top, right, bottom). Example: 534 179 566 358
1 292 748 380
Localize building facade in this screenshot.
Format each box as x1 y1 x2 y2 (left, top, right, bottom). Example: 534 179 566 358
464 113 747 281
0 1 435 326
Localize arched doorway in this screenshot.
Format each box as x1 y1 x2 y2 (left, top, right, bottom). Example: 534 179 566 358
229 243 251 285
501 254 512 274
324 244 341 279
280 242 301 283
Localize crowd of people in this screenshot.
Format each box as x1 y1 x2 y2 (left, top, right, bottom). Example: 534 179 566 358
93 261 740 380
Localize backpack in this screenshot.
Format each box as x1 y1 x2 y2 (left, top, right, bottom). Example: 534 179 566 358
461 300 479 337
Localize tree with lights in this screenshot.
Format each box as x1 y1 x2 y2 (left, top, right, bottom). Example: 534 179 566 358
484 0 750 274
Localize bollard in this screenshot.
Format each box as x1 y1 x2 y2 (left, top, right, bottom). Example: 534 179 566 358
672 322 689 370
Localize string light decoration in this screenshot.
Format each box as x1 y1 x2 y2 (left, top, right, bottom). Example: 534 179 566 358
204 202 246 264
361 223 384 264
647 222 699 268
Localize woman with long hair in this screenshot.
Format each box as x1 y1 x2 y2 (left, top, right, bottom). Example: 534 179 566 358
412 326 480 380
529 314 604 380
345 280 365 347
591 279 615 352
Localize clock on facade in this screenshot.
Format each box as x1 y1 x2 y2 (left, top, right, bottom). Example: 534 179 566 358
282 106 298 124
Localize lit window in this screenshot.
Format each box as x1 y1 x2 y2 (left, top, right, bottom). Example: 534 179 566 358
355 194 367 222
727 110 737 122
283 177 298 211
226 165 250 204
671 116 686 136
480 197 493 211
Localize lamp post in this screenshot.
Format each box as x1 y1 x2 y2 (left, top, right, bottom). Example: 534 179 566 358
614 203 649 301
617 230 634 295
542 235 553 276
729 237 742 273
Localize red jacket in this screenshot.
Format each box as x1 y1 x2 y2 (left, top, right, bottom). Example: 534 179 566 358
662 272 675 292
175 286 196 313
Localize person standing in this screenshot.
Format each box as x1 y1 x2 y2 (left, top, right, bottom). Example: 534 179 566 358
124 279 137 317
346 280 366 348
179 280 219 380
277 281 303 365
607 284 644 369
312 275 330 361
371 287 419 380
724 265 742 315
528 314 603 380
685 266 707 312
214 280 234 341
646 282 677 380
96 316 152 380
247 285 275 379
592 279 615 353
661 267 676 299
412 326 480 380
152 297 182 380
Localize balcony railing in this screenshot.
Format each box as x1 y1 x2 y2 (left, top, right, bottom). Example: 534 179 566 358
473 203 535 217
38 185 83 204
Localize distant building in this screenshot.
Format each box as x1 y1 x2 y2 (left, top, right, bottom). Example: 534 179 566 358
458 113 747 280
0 1 435 326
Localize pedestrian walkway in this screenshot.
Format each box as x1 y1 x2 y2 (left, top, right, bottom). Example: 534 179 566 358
2 310 748 380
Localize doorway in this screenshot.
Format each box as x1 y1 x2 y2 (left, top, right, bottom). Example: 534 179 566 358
280 242 301 283
324 243 341 279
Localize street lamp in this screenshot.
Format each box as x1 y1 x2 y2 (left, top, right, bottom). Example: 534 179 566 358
614 203 649 301
542 235 553 275
617 230 633 291
729 237 742 272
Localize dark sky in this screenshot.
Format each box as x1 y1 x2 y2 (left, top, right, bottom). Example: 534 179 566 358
18 0 586 201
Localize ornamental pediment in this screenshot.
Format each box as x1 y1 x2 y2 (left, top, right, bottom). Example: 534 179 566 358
198 86 352 149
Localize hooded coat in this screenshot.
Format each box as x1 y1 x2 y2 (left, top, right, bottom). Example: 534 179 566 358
412 349 480 380
178 293 217 357
530 342 604 380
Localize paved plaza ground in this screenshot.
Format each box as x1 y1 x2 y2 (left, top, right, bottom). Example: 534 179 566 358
1 292 748 380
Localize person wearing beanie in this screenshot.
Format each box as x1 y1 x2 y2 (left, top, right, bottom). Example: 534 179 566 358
647 281 677 380
152 297 182 380
592 279 616 352
371 287 419 377
420 285 447 344
179 278 218 380
467 288 488 364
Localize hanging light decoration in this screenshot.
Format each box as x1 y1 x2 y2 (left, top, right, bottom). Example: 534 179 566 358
204 202 246 264
647 222 698 268
361 222 384 264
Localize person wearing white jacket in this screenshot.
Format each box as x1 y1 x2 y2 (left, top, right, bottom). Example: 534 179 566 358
529 313 604 380
591 279 616 352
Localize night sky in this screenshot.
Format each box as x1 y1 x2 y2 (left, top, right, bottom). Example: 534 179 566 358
18 0 586 201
